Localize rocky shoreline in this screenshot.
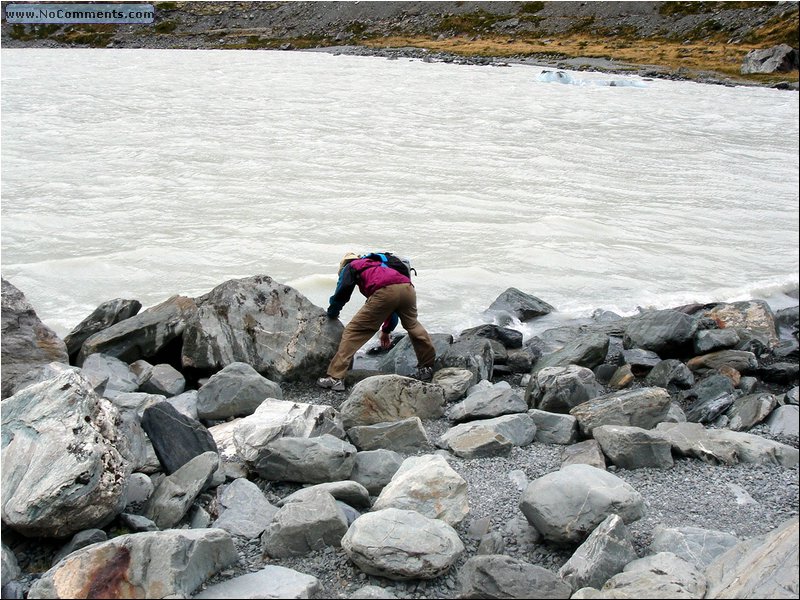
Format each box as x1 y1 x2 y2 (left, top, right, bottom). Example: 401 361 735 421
1 275 799 599
301 43 794 89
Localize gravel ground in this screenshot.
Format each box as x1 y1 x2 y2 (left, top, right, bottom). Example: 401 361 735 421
193 376 800 600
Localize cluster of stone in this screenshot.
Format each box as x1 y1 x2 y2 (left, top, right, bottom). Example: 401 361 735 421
1 277 797 599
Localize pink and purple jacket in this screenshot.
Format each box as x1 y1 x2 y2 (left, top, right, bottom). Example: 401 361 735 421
327 257 412 331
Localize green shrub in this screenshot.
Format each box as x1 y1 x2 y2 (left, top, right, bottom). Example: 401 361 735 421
659 2 774 17
567 16 596 35
659 2 717 17
9 24 31 40
519 2 545 14
154 20 177 34
436 10 507 34
346 21 368 36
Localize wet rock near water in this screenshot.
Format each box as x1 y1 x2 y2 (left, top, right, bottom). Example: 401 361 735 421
0 278 69 399
1 277 798 599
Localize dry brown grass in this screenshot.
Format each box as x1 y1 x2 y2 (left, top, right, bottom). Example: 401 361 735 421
362 34 799 84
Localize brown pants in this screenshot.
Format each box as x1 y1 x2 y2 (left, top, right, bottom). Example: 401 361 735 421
327 283 436 380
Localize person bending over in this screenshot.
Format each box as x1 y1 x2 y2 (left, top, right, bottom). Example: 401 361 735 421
317 252 436 391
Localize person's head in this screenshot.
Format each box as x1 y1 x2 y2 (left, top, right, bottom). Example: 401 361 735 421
338 252 360 275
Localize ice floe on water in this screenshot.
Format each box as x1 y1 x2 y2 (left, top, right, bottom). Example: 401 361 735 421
537 69 648 88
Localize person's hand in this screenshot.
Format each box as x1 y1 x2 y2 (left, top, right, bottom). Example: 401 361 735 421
380 330 391 349
327 307 339 319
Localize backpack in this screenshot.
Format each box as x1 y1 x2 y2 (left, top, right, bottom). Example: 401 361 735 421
358 252 416 278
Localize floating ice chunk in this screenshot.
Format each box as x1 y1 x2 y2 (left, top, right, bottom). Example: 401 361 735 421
536 69 647 88
537 70 575 84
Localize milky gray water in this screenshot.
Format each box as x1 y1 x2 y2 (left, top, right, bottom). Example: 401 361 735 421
2 49 798 340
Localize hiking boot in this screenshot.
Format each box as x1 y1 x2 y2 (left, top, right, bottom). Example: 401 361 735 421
412 366 433 382
317 376 345 392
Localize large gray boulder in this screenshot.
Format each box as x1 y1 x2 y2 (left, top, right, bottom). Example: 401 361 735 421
686 350 758 374
349 449 404 495
27 528 237 599
485 287 556 322
580 551 707 598
77 294 197 365
558 514 638 591
232 398 344 464
531 331 610 375
141 401 218 474
431 367 477 402
2 544 21 593
373 454 469 526
684 376 738 424
105 391 164 419
459 324 524 349
196 361 283 420
527 324 583 356
339 375 445 428
656 422 799 468
212 477 279 539
649 525 739 571
277 481 372 510
181 275 342 381
63 298 142 359
526 365 602 413
437 414 536 459
741 43 799 74
528 409 579 445
694 328 740 354
261 490 349 558
519 464 645 545
622 309 696 356
592 424 674 470
561 439 607 470
346 417 431 453
699 300 779 348
142 451 219 529
435 338 495 382
724 392 778 431
376 333 453 377
1 278 69 399
438 427 513 459
167 389 199 420
645 359 695 391
115 410 160 474
138 363 185 397
8 362 81 397
341 508 464 581
767 404 800 437
80 353 139 394
447 381 528 423
50 529 108 567
704 516 798 599
1 371 130 537
569 387 672 437
253 434 357 483
460 554 572 599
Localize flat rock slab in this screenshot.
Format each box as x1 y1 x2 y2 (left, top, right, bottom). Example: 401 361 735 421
193 565 322 599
